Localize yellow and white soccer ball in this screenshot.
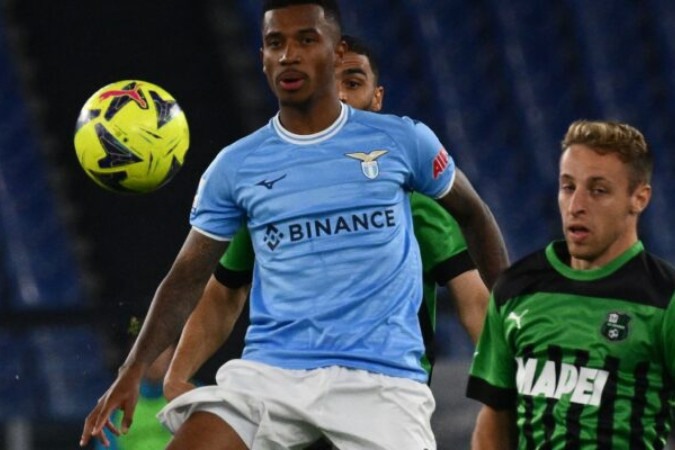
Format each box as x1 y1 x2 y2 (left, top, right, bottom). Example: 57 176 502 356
74 80 190 194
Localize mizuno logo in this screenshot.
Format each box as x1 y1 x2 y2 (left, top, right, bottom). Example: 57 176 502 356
256 174 287 190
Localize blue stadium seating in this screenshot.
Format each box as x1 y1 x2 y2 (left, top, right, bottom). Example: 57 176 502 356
0 12 112 426
229 0 675 263
0 331 36 419
0 16 85 311
30 327 112 420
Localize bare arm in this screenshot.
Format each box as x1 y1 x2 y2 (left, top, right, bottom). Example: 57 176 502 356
445 269 489 343
80 229 227 447
437 169 509 289
472 405 517 450
163 276 250 401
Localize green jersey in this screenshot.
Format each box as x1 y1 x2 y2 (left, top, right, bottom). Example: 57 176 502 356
467 241 675 449
96 382 172 450
216 192 474 378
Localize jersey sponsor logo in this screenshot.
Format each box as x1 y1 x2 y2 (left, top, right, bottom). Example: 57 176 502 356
262 208 396 250
256 174 287 190
516 357 609 406
601 312 630 341
345 150 388 179
263 224 284 250
432 147 450 179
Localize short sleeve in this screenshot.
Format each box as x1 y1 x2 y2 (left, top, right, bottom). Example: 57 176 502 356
410 192 473 283
220 227 255 272
466 294 518 410
662 293 675 379
189 148 244 240
408 120 455 199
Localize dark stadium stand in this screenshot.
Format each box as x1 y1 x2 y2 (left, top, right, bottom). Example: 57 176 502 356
0 3 106 427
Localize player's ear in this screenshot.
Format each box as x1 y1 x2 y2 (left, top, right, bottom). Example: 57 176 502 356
334 39 346 68
630 183 651 215
371 86 385 112
260 48 266 73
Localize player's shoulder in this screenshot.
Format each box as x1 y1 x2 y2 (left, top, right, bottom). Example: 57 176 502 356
638 250 675 282
492 246 551 307
348 108 422 137
632 250 675 306
222 122 275 155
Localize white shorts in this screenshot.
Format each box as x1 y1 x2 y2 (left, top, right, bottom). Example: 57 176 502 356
158 359 436 449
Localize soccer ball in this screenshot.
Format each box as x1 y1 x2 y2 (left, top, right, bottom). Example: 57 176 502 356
74 80 190 194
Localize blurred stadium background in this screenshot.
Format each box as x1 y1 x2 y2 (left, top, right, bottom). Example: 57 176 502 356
1 1 674 448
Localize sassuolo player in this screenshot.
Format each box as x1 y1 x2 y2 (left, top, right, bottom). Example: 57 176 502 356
467 120 675 449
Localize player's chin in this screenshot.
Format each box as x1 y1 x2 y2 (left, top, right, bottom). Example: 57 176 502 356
278 93 311 108
566 242 597 262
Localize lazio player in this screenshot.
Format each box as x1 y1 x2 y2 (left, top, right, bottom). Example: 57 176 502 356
81 2 508 448
467 120 675 449
163 34 489 407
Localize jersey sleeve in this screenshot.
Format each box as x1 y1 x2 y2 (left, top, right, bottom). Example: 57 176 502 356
214 227 255 289
189 148 244 240
410 192 474 285
662 292 675 378
407 120 455 199
466 294 518 410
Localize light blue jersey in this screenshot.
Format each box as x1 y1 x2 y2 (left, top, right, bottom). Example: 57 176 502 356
191 104 455 382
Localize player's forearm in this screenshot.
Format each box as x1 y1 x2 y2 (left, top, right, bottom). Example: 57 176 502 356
122 230 227 372
166 278 249 383
439 170 509 289
447 271 489 343
461 204 508 290
471 406 517 450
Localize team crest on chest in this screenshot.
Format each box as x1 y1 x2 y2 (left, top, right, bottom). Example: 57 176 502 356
345 150 388 179
601 312 630 341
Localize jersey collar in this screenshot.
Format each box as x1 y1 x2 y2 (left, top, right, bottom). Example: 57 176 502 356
546 240 644 281
272 102 348 145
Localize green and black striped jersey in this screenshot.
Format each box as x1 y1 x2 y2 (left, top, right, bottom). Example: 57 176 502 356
467 240 675 449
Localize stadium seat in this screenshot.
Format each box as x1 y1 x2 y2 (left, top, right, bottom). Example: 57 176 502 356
0 49 85 311
0 331 37 418
30 326 112 420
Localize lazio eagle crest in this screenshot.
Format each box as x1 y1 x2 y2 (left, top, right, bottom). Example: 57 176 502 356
601 312 630 341
346 150 388 179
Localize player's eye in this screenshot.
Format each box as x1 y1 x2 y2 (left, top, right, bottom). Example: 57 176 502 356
265 37 282 48
560 183 574 193
301 36 317 45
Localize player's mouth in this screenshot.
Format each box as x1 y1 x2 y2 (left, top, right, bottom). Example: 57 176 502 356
567 224 590 243
278 71 306 91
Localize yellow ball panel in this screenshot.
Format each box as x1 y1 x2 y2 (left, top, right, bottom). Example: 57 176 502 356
73 80 190 194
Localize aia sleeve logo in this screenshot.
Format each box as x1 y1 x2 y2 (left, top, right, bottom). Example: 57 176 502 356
432 147 450 179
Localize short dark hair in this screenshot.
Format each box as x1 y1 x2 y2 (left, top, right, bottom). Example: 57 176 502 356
261 0 343 29
341 34 380 82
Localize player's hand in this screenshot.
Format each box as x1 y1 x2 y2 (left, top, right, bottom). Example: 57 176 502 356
163 376 197 402
80 364 144 448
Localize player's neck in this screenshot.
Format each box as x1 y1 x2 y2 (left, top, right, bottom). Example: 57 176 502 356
278 97 343 135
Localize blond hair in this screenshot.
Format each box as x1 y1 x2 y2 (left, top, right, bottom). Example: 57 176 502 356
561 120 653 191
